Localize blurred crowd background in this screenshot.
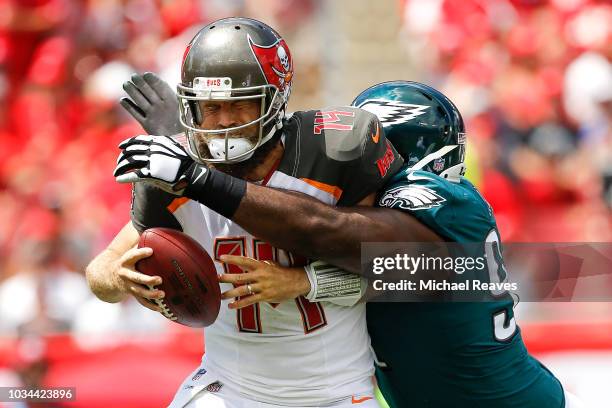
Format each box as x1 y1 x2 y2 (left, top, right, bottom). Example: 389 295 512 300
0 0 610 406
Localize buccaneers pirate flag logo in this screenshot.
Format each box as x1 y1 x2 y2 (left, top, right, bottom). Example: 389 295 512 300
248 35 293 93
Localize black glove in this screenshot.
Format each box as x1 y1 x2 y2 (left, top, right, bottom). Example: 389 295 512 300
120 72 183 135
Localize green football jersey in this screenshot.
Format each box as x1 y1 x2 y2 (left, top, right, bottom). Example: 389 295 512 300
368 167 564 408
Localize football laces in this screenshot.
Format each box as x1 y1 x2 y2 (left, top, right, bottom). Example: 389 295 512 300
147 284 178 321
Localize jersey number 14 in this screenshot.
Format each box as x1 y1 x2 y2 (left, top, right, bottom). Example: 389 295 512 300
214 237 327 334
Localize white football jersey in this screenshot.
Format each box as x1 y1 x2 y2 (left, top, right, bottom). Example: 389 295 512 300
131 107 405 405
169 171 373 406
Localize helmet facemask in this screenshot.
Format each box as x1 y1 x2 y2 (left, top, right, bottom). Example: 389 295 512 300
177 78 285 164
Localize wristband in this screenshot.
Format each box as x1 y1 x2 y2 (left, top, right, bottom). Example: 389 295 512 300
304 261 364 303
304 264 318 300
183 164 247 219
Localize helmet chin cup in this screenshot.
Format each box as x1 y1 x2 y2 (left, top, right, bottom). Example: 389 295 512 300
207 137 256 162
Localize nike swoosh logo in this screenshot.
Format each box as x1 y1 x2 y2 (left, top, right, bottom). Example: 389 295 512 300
407 171 431 182
352 396 373 404
193 166 207 184
371 123 380 144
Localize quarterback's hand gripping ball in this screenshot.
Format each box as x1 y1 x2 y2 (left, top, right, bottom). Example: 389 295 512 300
136 228 221 327
114 135 198 195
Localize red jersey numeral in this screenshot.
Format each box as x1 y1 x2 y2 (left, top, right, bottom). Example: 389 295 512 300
214 237 261 333
313 110 355 134
214 237 327 334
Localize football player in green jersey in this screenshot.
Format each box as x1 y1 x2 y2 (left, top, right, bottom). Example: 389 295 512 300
223 81 578 407
351 81 579 408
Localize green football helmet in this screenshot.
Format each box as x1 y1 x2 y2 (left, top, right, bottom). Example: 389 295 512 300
352 81 466 181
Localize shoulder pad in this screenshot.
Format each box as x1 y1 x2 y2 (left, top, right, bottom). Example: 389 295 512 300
288 106 379 161
320 106 379 162
378 169 497 242
379 170 449 211
278 107 402 205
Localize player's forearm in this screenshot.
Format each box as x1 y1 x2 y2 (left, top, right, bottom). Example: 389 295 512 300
142 163 441 273
232 184 441 274
85 221 139 302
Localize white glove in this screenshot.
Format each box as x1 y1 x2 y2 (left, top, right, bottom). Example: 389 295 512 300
114 135 200 195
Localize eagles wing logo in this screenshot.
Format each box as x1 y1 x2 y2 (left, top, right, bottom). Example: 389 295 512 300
357 99 429 127
378 185 445 210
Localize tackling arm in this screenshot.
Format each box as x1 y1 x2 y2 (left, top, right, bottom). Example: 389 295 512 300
116 76 440 274
232 183 441 274
118 141 440 274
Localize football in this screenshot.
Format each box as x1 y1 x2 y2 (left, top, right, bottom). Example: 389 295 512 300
136 228 221 327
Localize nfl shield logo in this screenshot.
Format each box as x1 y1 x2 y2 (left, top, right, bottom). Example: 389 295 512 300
192 369 207 381
433 158 445 172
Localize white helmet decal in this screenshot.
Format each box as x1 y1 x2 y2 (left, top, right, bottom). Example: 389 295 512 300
277 45 290 71
357 99 429 127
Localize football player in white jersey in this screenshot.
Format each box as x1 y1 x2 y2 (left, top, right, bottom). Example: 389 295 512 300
88 17 405 408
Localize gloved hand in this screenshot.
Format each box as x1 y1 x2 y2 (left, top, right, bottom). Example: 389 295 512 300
114 135 205 195
114 135 246 218
120 72 184 136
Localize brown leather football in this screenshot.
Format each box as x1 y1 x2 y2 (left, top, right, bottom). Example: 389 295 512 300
136 228 221 327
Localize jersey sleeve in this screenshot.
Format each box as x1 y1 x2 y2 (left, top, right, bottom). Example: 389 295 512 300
336 109 404 205
130 183 183 234
280 107 404 206
376 170 495 242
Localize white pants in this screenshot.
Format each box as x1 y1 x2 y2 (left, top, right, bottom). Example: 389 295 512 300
180 391 381 408
168 366 380 408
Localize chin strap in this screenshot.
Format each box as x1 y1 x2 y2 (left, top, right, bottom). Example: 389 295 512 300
439 163 465 183
409 145 464 183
